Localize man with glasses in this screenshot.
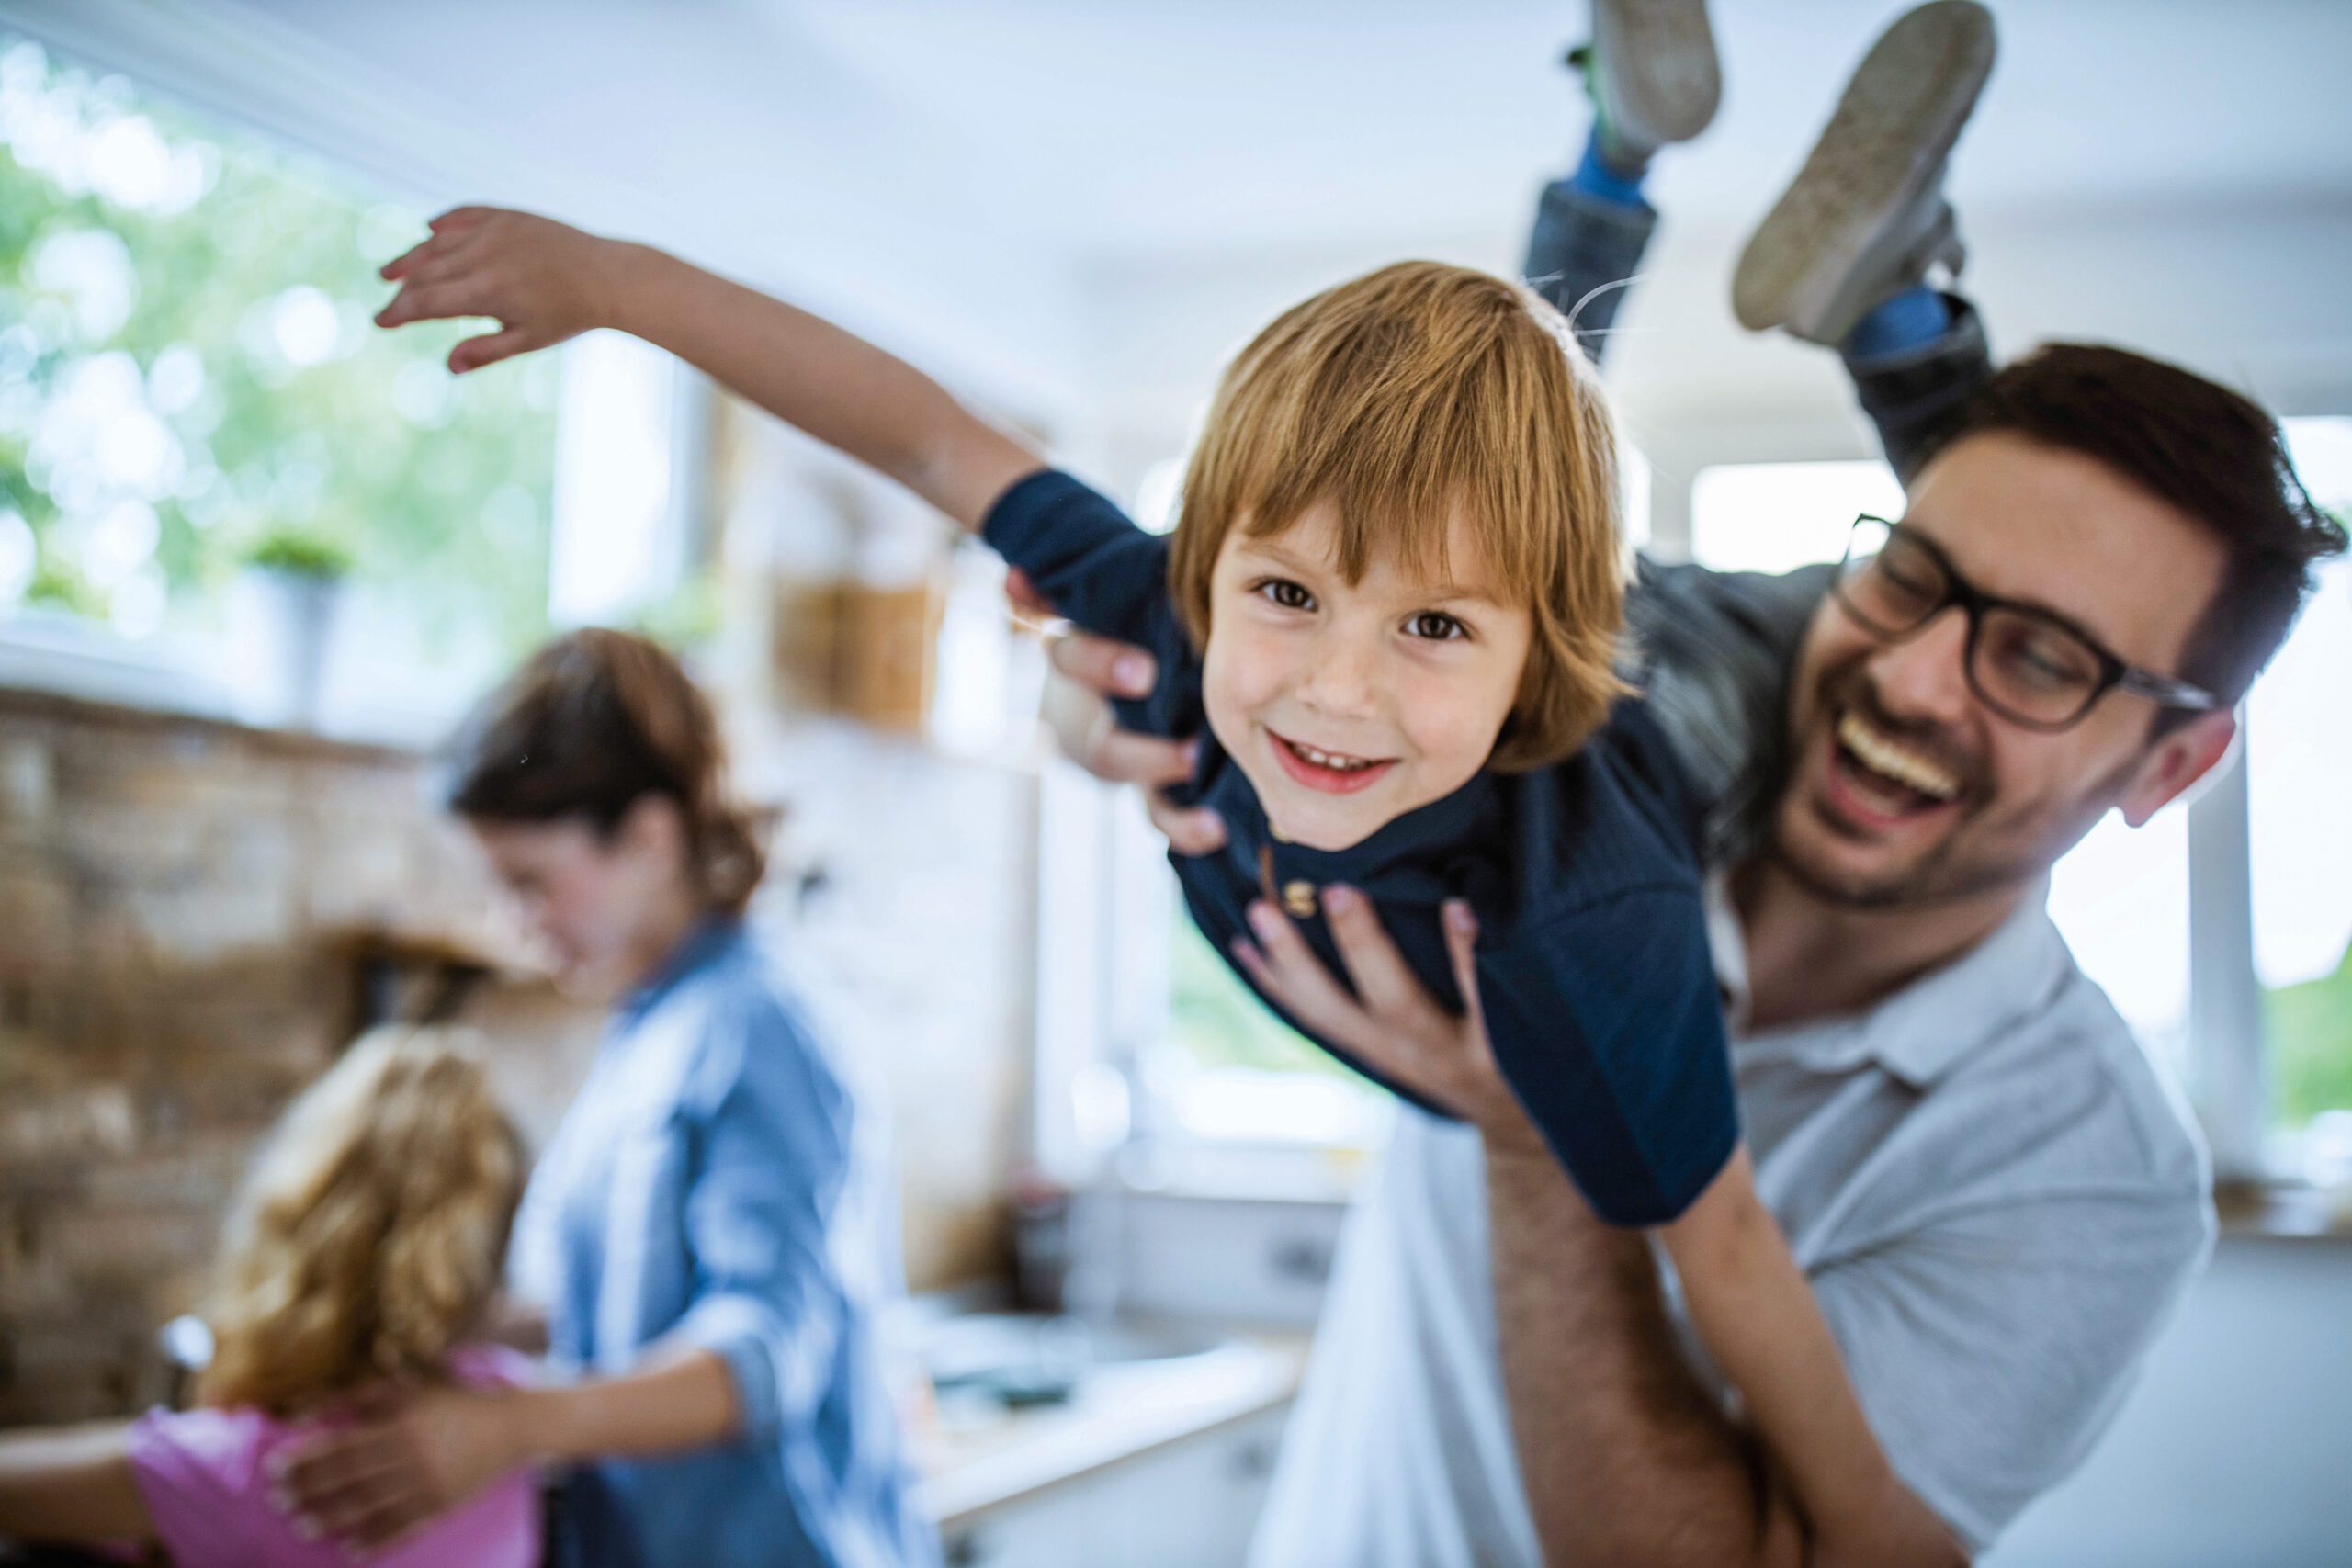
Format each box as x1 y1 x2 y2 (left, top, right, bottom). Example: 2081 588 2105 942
1035 4 2345 1562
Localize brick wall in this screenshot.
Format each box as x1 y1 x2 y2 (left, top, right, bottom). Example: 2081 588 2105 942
0 688 566 1423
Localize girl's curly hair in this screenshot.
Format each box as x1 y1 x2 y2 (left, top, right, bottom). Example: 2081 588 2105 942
195 1027 526 1416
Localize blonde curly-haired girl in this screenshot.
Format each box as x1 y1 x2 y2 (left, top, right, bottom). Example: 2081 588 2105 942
0 1027 537 1568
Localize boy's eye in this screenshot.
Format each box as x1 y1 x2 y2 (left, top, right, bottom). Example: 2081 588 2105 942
1255 578 1316 612
1406 611 1467 641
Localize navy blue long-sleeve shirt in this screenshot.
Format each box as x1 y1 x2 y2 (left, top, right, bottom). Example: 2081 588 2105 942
987 469 1736 1225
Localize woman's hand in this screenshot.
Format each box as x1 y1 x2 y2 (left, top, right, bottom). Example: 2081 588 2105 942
377 207 635 373
270 1385 525 1551
1233 886 1546 1160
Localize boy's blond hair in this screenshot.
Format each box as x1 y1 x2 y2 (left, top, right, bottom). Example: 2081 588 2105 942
196 1026 526 1416
1168 261 1627 771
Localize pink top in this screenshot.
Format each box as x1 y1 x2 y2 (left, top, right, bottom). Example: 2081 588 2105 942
125 1345 540 1568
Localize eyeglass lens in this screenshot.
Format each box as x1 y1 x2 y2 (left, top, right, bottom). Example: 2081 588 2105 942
1839 523 2108 727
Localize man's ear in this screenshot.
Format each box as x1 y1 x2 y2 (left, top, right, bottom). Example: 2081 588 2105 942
2120 710 2237 828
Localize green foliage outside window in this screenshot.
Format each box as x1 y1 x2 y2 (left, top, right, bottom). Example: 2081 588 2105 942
0 37 556 654
1166 899 1363 1084
2271 939 2352 1128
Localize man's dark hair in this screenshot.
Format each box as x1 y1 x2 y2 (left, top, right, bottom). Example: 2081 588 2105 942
1945 343 2346 715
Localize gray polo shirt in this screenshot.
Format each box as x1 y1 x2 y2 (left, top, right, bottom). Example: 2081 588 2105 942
1246 563 2216 1563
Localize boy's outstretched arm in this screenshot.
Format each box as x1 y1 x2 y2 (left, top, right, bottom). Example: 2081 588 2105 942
377 208 1044 530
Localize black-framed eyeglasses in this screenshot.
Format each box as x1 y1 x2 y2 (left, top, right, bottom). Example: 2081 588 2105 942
1831 515 2221 732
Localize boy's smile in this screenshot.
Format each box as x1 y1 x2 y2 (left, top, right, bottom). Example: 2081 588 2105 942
1201 501 1532 852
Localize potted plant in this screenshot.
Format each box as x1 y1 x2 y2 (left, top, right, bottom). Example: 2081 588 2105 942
239 525 355 730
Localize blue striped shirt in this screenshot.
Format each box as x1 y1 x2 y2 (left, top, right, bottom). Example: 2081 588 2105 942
509 919 938 1568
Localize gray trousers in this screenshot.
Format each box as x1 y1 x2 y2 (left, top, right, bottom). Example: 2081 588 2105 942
1521 179 1992 485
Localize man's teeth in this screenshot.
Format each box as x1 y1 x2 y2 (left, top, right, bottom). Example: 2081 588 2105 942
1837 713 1960 802
1288 739 1378 773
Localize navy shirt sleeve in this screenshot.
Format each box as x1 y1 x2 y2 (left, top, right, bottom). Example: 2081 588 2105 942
1477 885 1737 1225
982 468 1201 739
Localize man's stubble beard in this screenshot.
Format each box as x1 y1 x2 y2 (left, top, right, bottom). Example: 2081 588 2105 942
1767 661 2138 913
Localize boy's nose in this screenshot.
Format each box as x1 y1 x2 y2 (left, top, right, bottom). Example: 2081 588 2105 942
1295 631 1383 719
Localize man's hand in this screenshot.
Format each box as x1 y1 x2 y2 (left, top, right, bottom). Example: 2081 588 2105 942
1231 885 1545 1160
269 1385 523 1551
377 207 634 373
1009 570 1227 857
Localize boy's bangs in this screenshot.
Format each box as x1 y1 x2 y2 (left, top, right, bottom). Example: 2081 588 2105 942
1230 346 1562 600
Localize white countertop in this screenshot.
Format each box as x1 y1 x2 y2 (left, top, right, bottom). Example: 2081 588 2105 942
917 1333 1307 1527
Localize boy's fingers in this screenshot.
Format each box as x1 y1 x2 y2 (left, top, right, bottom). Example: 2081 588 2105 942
428 206 494 232
376 282 480 329
448 328 533 374
1317 885 1431 1023
1146 795 1227 857
379 237 436 280
1047 628 1157 699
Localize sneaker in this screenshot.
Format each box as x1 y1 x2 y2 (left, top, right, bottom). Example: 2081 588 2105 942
1732 0 1996 346
1576 0 1722 167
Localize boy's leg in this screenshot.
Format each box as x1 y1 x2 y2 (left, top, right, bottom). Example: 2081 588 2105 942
1731 0 1997 483
1524 1 1720 365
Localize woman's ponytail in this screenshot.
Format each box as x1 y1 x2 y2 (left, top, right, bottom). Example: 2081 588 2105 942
447 629 768 915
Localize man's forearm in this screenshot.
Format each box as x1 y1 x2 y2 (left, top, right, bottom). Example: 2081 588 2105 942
1486 1143 1801 1568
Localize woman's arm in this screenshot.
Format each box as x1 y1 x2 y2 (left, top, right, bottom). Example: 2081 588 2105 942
376 207 1043 530
0 1420 151 1541
274 1344 738 1551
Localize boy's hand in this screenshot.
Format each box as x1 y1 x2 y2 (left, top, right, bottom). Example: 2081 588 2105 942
1234 886 1546 1160
377 207 629 373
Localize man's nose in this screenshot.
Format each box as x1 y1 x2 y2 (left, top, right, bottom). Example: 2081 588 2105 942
1296 626 1384 718
1866 605 1975 723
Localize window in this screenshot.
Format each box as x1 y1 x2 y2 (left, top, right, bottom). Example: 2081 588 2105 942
0 38 560 734
2255 418 2352 1165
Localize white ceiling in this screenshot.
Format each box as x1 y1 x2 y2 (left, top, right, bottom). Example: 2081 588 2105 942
21 0 2346 433
773 0 2352 258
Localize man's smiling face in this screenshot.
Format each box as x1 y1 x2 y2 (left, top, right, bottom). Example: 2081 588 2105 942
1201 499 1532 852
1773 430 2232 908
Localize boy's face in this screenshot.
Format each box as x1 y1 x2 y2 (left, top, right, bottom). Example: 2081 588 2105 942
1202 499 1532 852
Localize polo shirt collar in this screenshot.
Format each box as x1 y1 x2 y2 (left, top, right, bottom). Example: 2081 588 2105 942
1712 874 2075 1088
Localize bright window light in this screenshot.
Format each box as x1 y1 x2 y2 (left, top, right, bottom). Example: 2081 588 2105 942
2254 417 2352 1129
1689 458 1904 575
548 330 677 627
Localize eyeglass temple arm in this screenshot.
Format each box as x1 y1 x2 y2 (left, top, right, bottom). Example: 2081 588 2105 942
2118 668 2222 711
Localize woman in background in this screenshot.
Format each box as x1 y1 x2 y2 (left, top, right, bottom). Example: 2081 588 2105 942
0 1027 537 1567
275 628 936 1568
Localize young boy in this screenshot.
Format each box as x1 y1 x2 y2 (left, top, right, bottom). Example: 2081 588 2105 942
373 207 1951 1553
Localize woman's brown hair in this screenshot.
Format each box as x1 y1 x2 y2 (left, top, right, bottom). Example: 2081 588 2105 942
447 628 767 916
1167 260 1629 771
198 1028 526 1416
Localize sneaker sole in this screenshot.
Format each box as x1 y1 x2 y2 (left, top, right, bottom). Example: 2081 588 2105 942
1593 0 1721 146
1732 0 1996 341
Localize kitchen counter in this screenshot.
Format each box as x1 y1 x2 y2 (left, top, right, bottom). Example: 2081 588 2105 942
918 1331 1308 1529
